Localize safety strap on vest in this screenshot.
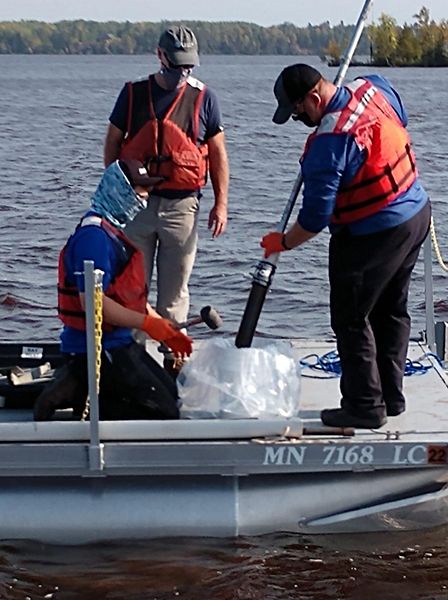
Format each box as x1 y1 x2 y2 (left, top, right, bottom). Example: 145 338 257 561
342 143 416 196
330 81 418 222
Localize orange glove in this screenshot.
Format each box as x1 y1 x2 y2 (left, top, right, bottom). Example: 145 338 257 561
260 232 290 259
164 331 193 358
141 315 193 358
141 315 178 342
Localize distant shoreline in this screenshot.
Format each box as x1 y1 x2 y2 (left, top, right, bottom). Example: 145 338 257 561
326 58 448 68
2 10 447 67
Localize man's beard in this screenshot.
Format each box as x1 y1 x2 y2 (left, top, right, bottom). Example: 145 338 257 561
292 112 316 128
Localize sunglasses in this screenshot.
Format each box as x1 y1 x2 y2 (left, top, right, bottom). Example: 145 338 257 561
164 54 194 70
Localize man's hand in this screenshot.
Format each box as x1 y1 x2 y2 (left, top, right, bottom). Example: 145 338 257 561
164 331 193 358
207 131 229 239
141 315 193 358
260 232 289 258
141 315 178 341
208 204 227 238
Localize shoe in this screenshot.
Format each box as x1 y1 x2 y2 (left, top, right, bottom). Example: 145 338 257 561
163 357 186 381
33 365 83 421
386 402 406 417
386 404 405 417
321 408 387 429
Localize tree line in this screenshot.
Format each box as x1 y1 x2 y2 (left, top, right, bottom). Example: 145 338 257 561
370 7 448 66
0 19 370 55
0 7 447 66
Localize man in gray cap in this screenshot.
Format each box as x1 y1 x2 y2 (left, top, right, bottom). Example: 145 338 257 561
260 63 430 430
103 26 229 378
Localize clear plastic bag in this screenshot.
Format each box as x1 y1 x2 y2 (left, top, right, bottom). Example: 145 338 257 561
177 338 301 419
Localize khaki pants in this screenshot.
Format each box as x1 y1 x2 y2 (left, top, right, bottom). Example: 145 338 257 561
125 193 200 326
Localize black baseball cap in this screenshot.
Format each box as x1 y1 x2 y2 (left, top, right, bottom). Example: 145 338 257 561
158 26 200 67
273 64 322 124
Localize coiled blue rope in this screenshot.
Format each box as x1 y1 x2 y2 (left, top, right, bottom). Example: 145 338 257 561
299 351 342 378
404 353 444 375
299 351 444 378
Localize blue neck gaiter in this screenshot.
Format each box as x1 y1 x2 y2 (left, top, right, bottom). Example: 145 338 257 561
90 161 145 229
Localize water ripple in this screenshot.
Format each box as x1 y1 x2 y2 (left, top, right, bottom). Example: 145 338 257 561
0 54 447 596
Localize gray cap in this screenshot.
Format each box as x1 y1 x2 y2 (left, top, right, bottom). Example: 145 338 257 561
158 26 200 67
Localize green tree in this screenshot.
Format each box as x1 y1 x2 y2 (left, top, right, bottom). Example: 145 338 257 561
394 24 422 65
0 11 444 62
323 39 342 63
369 14 399 65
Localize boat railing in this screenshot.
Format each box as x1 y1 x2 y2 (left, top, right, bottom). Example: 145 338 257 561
426 218 448 359
83 260 105 473
424 232 436 351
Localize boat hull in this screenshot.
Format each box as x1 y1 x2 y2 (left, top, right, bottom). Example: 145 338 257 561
0 338 447 542
0 468 447 543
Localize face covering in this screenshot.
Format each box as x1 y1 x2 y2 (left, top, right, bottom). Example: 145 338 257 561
90 162 146 229
292 111 316 128
159 66 192 90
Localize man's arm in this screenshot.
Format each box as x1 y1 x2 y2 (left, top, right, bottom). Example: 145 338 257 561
207 131 229 238
104 123 125 167
79 294 192 356
283 221 318 249
260 221 318 258
79 293 146 328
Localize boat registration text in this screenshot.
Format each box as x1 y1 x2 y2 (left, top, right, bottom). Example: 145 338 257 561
262 443 448 469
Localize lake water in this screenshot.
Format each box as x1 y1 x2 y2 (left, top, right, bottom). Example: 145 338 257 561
1 54 448 598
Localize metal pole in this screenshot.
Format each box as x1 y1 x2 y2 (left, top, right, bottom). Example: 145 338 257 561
84 260 104 471
235 0 374 348
423 234 436 351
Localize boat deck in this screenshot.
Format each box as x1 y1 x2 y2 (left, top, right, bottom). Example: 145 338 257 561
296 338 448 443
0 338 446 446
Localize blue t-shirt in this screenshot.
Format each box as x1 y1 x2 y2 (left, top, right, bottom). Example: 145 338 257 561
60 214 134 354
109 76 224 143
298 75 428 235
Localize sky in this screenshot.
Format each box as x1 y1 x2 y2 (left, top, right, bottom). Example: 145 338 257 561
0 0 446 26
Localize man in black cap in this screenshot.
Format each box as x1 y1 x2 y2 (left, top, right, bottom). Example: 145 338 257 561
103 25 229 378
34 159 192 421
260 64 430 429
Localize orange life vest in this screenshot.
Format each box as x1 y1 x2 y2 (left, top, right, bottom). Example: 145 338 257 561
57 216 148 331
119 75 209 191
305 79 417 225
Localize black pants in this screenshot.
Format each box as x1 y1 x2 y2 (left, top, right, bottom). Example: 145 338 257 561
329 202 431 419
64 341 179 420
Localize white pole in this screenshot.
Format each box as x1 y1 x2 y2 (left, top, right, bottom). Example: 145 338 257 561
235 0 374 347
423 234 435 351
276 0 374 237
334 0 374 87
84 260 104 471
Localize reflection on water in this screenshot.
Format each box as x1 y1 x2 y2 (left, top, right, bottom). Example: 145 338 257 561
1 54 448 599
1 530 448 599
